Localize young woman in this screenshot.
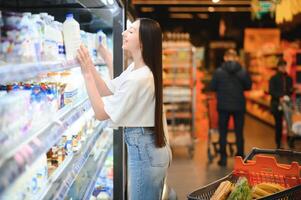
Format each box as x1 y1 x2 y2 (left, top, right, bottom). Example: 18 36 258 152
77 18 171 200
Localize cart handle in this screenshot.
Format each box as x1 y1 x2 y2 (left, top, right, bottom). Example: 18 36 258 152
244 148 301 162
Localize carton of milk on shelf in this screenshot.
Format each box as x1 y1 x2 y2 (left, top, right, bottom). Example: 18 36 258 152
40 13 60 62
62 13 81 60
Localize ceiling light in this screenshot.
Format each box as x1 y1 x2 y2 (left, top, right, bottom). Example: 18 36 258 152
133 0 250 5
170 13 193 19
197 13 209 19
141 7 154 12
212 0 220 3
208 7 215 12
169 6 251 12
229 7 236 12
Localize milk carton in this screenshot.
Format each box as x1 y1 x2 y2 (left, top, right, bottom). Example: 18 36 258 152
62 13 81 60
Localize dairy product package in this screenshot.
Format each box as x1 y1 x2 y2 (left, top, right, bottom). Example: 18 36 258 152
62 13 81 60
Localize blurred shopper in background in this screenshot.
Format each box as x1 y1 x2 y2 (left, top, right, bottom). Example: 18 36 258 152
269 59 293 149
211 49 252 166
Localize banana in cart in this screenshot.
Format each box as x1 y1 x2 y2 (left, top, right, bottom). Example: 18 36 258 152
252 183 286 199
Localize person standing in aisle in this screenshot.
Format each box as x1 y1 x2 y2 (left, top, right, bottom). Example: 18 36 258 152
210 49 252 166
77 18 172 200
269 59 293 149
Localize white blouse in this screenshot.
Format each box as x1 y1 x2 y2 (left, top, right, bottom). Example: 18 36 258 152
102 63 155 127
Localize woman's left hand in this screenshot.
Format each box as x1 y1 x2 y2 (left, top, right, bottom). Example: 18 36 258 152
77 45 94 75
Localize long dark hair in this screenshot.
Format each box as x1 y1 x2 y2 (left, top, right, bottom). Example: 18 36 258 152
139 18 165 148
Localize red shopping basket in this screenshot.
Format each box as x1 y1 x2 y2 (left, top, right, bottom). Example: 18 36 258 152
206 93 236 162
206 93 234 130
188 148 301 200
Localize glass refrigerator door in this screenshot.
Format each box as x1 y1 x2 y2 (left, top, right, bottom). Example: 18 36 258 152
0 0 126 199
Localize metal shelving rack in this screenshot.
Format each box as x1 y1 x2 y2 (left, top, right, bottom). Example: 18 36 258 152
0 0 126 199
163 38 196 158
245 51 284 126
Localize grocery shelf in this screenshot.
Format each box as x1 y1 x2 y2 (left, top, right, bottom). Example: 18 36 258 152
0 98 91 196
164 99 191 103
163 79 191 86
163 64 191 69
35 151 75 200
0 97 89 165
246 96 270 107
67 132 113 200
163 43 195 158
250 52 283 59
262 52 283 57
168 131 194 147
166 112 192 119
168 131 191 135
39 121 108 200
163 48 192 53
0 60 81 85
246 109 274 126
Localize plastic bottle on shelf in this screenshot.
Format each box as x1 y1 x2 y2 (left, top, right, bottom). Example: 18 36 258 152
2 11 23 29
95 30 107 64
30 14 44 62
73 68 86 99
30 154 48 199
52 21 65 61
40 13 59 61
62 13 81 60
46 72 60 111
64 134 73 156
80 30 88 48
0 11 3 54
3 12 29 63
87 32 97 62
60 71 79 106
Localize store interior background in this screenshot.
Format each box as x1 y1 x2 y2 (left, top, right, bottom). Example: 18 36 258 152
129 0 301 199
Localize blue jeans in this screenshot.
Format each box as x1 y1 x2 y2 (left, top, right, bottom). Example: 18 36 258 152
124 127 171 200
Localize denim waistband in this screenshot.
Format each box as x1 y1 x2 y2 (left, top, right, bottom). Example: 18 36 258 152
124 127 155 135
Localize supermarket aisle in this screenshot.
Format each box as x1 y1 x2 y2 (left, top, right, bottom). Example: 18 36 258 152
167 114 275 200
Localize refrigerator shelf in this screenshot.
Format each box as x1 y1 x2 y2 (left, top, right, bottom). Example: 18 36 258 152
0 97 94 196
38 122 108 200
0 60 80 85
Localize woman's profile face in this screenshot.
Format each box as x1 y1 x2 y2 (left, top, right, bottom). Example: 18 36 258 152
122 20 141 54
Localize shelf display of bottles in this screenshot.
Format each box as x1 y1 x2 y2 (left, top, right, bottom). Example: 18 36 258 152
1 118 109 200
0 11 107 84
89 149 113 200
163 33 195 157
67 133 113 200
0 5 118 199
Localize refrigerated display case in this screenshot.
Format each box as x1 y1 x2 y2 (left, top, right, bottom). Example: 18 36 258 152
0 0 126 199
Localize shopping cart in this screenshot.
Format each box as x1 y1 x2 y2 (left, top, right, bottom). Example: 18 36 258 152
206 93 236 163
188 148 301 200
281 98 301 148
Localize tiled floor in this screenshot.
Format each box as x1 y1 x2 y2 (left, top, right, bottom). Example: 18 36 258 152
167 114 301 200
